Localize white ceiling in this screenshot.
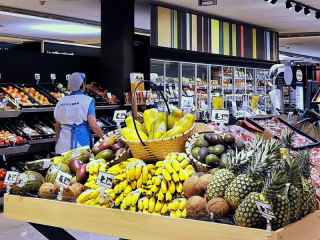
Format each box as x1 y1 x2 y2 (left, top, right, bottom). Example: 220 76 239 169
0 0 319 63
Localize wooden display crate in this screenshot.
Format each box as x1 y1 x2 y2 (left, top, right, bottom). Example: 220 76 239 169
4 195 320 240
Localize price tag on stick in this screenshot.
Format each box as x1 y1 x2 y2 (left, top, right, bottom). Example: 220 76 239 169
96 172 114 189
55 170 72 189
211 110 229 124
255 200 275 236
4 171 19 197
113 110 126 122
35 73 40 81
51 74 56 80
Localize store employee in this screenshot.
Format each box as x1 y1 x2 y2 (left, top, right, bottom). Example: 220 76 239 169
54 72 104 154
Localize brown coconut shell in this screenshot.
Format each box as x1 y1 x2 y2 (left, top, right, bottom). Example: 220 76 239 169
200 174 213 189
182 176 204 198
206 198 229 217
70 176 77 186
39 183 57 199
69 183 85 198
186 196 207 218
54 182 60 192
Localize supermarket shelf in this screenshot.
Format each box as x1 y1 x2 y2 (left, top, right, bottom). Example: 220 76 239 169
95 105 119 110
4 195 320 240
28 138 56 144
0 110 21 118
21 107 55 113
124 103 146 106
0 144 30 155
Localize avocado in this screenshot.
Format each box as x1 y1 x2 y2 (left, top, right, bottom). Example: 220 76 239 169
94 149 115 162
219 153 229 168
231 141 246 150
204 133 213 143
210 134 225 146
191 147 201 159
194 138 209 148
205 154 220 167
211 144 225 156
224 133 235 145
198 147 209 163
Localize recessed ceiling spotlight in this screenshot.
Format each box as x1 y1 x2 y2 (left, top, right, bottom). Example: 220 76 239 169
285 0 293 9
304 7 311 16
271 0 278 5
295 4 303 13
316 11 320 19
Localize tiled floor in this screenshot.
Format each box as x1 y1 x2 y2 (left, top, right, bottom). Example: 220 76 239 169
0 207 118 240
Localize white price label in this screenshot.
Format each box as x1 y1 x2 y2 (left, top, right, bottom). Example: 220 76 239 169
287 111 294 124
181 96 194 108
96 172 114 189
255 200 276 220
4 171 19 185
113 110 127 122
35 73 40 81
211 110 229 123
55 170 72 189
50 74 56 80
107 93 112 99
66 74 71 81
14 98 21 105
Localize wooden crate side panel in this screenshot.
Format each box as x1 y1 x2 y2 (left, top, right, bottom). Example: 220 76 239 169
4 196 278 240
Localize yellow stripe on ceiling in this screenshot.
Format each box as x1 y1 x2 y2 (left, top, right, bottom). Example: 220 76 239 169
192 14 197 51
174 10 178 49
223 22 229 56
211 19 219 54
253 28 257 59
232 24 237 56
158 7 171 48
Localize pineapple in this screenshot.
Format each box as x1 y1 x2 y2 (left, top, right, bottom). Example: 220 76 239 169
206 148 254 200
225 137 280 208
279 128 294 159
235 165 290 230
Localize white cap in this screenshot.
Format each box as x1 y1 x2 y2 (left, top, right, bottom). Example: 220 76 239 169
68 72 86 91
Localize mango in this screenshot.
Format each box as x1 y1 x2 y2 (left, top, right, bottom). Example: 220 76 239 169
167 109 183 130
125 116 147 135
122 127 149 141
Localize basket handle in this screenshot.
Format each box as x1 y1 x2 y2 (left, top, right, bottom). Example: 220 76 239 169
131 80 171 147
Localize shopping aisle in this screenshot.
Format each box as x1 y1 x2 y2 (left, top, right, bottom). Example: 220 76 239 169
0 211 118 240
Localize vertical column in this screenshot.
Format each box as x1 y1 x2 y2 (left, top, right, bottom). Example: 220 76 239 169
100 0 134 100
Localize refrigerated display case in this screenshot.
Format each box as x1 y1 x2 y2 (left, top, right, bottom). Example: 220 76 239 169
196 64 210 120
181 62 196 113
245 68 255 107
234 67 245 109
255 69 266 112
165 61 180 107
150 59 165 106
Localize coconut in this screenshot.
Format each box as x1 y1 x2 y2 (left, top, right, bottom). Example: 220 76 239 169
182 176 204 198
70 183 85 198
186 196 207 218
206 198 229 217
200 174 213 189
70 176 77 186
39 183 57 199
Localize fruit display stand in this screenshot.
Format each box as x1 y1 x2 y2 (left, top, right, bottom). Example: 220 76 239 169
4 195 320 240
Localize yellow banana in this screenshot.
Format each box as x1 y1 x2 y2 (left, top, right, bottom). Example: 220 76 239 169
152 176 157 185
147 179 153 186
119 193 124 202
127 158 140 162
87 175 98 182
161 180 167 193
172 200 180 211
164 162 174 174
143 209 149 214
155 177 162 186
177 154 185 162
88 165 94 175
84 199 93 205
176 209 182 218
146 190 153 197
147 164 155 170
188 170 195 176
170 154 178 160
126 194 133 206
131 180 137 190
149 197 156 212
161 204 168 215
143 197 149 210
114 197 121 207
93 164 100 175
158 189 164 202
138 200 144 210
91 184 99 190
77 191 91 203
149 169 156 176
179 168 185 181
184 169 189 181
165 155 171 160
124 185 133 196
155 168 162 176
176 182 183 193
142 166 148 184
135 165 142 180
131 193 140 206
137 175 143 188
185 165 193 171
168 181 175 194
170 210 176 217
84 180 95 188
148 173 152 180
171 161 181 172
179 200 187 210
122 198 128 209
162 169 172 182
166 191 172 202
130 206 136 212
129 166 136 182
99 165 106 173
151 184 160 194
155 200 165 212
90 200 96 206
167 202 173 211
180 160 189 169
172 171 180 183
182 208 187 217
90 189 100 199
121 180 128 192
155 161 163 168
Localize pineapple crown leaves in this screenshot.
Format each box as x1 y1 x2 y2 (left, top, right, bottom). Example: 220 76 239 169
248 134 265 151
296 150 313 179
226 148 254 173
279 128 294 149
262 164 289 197
281 156 301 184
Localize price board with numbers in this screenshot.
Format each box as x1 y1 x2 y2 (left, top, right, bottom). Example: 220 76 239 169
211 110 229 123
96 172 114 189
55 170 72 189
113 110 127 122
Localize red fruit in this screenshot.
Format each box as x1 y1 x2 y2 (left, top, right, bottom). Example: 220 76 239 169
92 146 103 156
69 159 83 174
0 173 4 180
111 142 126 153
76 164 88 184
99 137 115 150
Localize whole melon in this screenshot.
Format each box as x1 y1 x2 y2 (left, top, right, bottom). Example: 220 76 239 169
62 148 90 165
12 171 44 194
45 163 71 183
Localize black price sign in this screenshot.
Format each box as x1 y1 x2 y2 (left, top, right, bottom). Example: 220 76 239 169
4 171 19 185
113 110 127 122
211 110 229 123
255 200 275 220
55 170 72 189
96 172 114 189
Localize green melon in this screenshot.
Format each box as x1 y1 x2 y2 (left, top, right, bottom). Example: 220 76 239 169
12 171 44 194
44 163 71 183
62 148 90 165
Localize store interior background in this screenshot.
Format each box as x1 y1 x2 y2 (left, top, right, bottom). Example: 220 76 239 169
0 0 320 239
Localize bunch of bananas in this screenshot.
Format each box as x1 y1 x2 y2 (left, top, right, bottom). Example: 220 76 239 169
167 198 187 218
84 159 107 190
76 187 116 208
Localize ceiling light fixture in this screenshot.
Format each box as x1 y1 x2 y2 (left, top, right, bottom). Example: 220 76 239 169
271 0 278 5
31 24 100 34
304 7 311 16
295 4 302 12
286 0 293 9
316 11 320 19
198 0 217 6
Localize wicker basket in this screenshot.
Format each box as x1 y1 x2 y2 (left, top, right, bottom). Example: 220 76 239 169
121 80 195 162
185 131 215 172
122 123 195 162
94 130 132 167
